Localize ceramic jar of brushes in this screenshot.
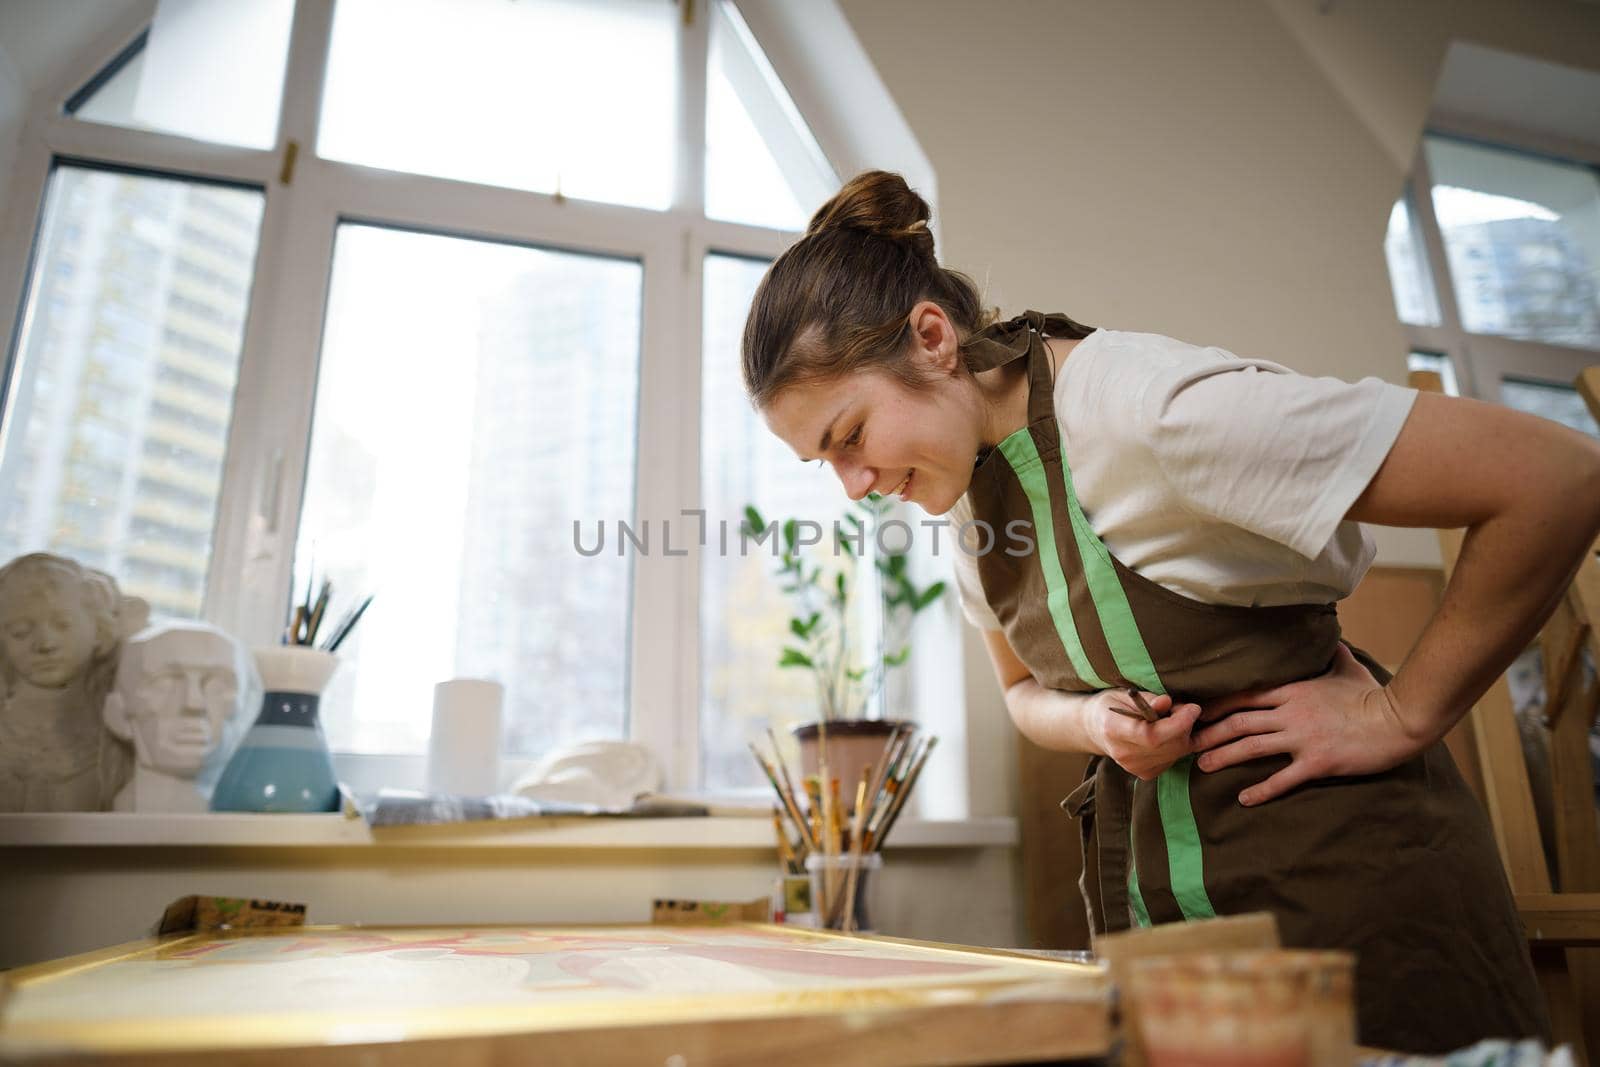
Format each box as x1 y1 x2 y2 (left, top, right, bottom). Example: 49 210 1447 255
210 647 341 813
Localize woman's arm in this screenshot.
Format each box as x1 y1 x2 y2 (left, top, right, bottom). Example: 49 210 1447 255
1193 391 1600 804
982 629 1200 779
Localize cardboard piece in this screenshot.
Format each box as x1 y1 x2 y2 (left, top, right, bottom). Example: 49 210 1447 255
650 897 772 925
1095 912 1281 1067
157 895 308 936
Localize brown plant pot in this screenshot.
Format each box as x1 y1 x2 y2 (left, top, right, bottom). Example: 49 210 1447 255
791 719 909 817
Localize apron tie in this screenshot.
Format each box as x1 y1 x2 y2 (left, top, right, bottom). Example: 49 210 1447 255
961 310 1095 373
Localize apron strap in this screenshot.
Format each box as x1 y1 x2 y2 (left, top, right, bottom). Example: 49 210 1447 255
962 311 1096 425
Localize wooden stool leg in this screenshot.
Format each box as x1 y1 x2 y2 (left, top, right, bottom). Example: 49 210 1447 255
1533 946 1591 1065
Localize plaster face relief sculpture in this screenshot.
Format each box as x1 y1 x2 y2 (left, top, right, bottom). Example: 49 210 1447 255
105 622 252 812
0 553 138 812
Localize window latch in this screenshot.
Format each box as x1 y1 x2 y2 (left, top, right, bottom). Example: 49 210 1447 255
279 140 300 186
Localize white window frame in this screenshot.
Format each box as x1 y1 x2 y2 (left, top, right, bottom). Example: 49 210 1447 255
1401 112 1600 400
0 0 956 798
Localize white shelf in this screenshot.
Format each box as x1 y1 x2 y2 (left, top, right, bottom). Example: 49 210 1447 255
0 812 1018 850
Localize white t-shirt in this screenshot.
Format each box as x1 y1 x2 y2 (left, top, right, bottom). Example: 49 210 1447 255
947 329 1417 631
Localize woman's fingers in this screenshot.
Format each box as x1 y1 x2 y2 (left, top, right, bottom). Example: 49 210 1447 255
1104 700 1198 746
1194 727 1292 774
1237 758 1317 807
1156 702 1201 743
1100 697 1202 780
1199 682 1293 722
1191 709 1281 753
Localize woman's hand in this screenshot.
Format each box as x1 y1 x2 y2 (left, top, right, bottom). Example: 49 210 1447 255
1089 690 1202 780
1190 645 1431 806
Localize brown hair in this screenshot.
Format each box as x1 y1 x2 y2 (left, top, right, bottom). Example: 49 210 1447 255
741 170 993 409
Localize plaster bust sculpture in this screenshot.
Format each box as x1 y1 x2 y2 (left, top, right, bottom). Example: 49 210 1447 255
0 553 147 811
104 621 256 813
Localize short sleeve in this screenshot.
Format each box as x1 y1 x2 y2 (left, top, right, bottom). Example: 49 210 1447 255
1140 354 1417 559
945 494 1003 631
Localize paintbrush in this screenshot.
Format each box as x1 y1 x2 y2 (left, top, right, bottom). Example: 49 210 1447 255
865 734 918 843
818 762 836 921
872 736 938 851
750 742 814 851
772 808 799 874
841 767 872 931
872 728 915 813
864 725 907 823
323 594 374 652
803 776 823 848
305 579 332 647
302 555 316 640
1114 686 1164 723
765 728 812 847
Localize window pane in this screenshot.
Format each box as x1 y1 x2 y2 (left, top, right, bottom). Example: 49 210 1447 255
70 0 294 151
1406 351 1459 396
300 225 640 759
705 0 837 230
1384 196 1442 327
699 253 854 790
320 0 676 211
1500 376 1600 439
1425 136 1600 348
0 166 262 616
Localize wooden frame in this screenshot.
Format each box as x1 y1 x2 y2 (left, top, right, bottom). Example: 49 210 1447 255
0 922 1109 1066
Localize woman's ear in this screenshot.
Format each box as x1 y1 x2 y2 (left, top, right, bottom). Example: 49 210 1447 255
907 300 958 374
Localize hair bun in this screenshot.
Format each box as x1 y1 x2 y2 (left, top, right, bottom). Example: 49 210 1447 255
806 170 934 259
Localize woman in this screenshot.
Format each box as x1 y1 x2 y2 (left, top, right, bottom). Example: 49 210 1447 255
743 171 1600 1052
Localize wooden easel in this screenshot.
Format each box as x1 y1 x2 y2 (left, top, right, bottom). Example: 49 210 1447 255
1411 368 1600 1063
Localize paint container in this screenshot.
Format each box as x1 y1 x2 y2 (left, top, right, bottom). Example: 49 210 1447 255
805 852 881 932
1128 950 1353 1067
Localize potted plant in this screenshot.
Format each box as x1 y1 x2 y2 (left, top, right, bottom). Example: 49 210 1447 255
742 494 946 812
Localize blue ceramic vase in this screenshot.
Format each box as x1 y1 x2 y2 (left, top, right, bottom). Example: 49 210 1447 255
211 647 341 813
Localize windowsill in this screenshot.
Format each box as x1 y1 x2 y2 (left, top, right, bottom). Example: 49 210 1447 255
0 812 1018 850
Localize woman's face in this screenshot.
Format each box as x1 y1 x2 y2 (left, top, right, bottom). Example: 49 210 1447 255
761 306 982 516
0 577 100 689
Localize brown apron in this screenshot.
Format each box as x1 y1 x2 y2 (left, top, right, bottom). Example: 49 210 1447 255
962 311 1549 1054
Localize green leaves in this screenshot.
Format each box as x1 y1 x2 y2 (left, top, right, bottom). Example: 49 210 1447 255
742 497 949 717
789 612 821 640
779 647 815 669
913 581 947 613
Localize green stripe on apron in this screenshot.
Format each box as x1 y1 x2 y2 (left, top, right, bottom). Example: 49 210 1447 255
1156 757 1218 920
997 429 1109 690
1055 432 1163 695
1128 796 1152 927
1054 422 1216 923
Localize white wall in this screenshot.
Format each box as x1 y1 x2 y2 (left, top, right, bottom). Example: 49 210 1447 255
0 40 22 218
836 0 1600 568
